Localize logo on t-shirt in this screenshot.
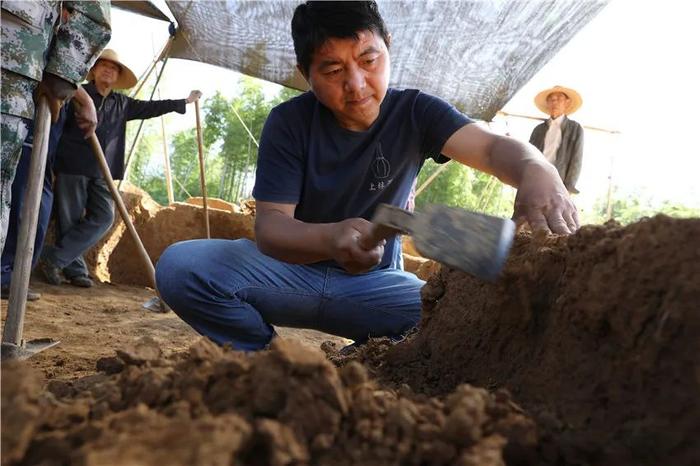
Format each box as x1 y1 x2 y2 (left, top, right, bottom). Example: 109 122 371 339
369 143 394 192
371 143 391 179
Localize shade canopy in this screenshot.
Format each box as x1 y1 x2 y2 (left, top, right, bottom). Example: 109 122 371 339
162 1 607 121
112 0 171 22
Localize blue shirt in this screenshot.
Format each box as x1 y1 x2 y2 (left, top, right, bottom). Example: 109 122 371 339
253 88 472 269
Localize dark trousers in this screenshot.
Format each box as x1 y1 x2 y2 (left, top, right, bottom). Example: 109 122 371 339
0 142 53 287
42 174 114 279
1 108 65 287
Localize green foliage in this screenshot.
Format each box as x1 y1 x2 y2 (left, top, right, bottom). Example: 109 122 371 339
415 160 514 216
127 79 519 215
128 78 301 205
127 76 516 214
584 188 700 225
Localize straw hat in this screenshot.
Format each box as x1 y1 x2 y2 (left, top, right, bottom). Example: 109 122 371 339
86 49 137 89
534 85 582 115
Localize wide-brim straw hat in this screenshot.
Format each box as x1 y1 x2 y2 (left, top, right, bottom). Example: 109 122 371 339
534 85 582 115
86 49 137 90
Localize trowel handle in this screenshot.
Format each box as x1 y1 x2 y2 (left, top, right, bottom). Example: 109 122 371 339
358 223 403 250
359 204 414 250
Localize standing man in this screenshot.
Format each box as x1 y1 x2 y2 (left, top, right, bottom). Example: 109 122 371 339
1 1 111 253
156 1 579 351
39 49 202 288
529 85 584 194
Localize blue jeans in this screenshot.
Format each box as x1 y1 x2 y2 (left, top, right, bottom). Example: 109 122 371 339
1 134 54 286
1 107 65 286
155 239 424 351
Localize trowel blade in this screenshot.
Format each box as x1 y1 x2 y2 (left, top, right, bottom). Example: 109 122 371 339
142 296 170 313
373 203 515 280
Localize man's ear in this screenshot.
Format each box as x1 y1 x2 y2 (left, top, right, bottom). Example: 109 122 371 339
386 32 392 49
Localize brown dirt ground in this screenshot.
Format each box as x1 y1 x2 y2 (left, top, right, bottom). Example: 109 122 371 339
0 280 350 382
3 208 699 465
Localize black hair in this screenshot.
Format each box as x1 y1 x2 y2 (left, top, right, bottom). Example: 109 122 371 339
291 1 390 76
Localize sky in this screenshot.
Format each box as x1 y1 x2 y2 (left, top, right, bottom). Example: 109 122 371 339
108 0 700 213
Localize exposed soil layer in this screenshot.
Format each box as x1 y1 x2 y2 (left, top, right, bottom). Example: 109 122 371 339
2 338 537 466
0 280 349 382
82 185 256 287
81 186 429 286
378 215 700 465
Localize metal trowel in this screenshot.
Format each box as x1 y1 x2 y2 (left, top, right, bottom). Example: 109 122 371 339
365 204 515 280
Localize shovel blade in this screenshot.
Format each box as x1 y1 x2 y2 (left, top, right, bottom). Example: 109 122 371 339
1 338 60 361
142 296 170 313
412 204 515 280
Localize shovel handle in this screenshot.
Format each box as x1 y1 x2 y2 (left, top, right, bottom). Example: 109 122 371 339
87 133 157 289
2 96 52 346
358 204 414 250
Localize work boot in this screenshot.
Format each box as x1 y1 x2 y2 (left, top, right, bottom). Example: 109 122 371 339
0 285 41 301
70 276 93 288
38 258 64 285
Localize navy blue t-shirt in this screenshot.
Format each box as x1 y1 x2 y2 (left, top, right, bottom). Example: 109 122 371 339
253 88 472 269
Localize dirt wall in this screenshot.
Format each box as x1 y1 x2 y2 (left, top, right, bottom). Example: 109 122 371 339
83 187 433 286
83 186 255 286
380 215 700 465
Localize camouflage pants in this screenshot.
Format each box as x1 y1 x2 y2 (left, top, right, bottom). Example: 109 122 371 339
1 113 30 254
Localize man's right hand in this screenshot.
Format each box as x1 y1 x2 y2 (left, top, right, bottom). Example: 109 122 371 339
329 218 385 274
35 72 76 123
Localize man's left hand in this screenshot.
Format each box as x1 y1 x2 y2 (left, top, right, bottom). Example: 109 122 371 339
513 162 580 234
186 90 203 103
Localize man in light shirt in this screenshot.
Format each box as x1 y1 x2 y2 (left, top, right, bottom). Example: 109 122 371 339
529 85 584 194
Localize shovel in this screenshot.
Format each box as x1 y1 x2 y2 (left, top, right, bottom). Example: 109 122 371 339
1 96 61 360
86 133 168 313
364 203 515 280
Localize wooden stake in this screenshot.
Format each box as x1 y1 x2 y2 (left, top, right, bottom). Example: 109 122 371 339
160 114 174 204
194 100 210 238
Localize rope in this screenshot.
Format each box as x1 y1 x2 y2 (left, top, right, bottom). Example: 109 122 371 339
118 51 171 189
231 103 260 148
130 36 174 98
173 173 192 199
497 110 621 134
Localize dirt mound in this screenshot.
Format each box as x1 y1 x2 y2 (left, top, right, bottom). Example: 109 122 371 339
184 196 240 213
81 189 429 287
1 362 44 465
81 185 255 286
380 215 700 465
3 338 537 466
105 201 255 286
